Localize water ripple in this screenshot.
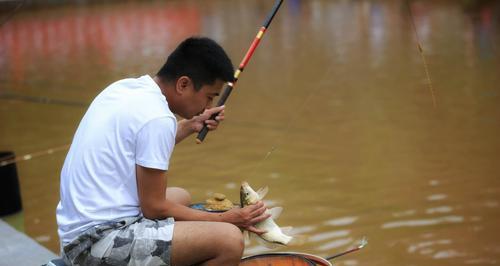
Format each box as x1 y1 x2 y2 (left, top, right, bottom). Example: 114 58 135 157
433 249 465 259
291 225 317 235
324 216 358 226
317 237 353 251
392 209 416 217
408 239 452 253
309 230 350 242
224 182 237 189
425 206 453 214
465 258 498 264
34 235 51 242
483 201 499 208
427 194 448 201
343 260 359 266
429 180 440 186
381 216 464 229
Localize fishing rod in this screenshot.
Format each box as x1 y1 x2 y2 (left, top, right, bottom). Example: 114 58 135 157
240 238 368 265
325 237 368 261
196 0 283 144
0 144 70 167
0 0 25 27
405 0 436 107
0 92 89 107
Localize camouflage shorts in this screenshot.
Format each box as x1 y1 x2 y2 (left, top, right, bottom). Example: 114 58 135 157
62 216 175 266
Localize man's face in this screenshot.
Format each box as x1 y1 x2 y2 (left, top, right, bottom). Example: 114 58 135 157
180 79 225 119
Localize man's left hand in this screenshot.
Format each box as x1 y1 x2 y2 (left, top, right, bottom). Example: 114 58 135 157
191 105 225 132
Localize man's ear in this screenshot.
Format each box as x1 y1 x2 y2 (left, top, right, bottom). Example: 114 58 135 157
175 76 192 95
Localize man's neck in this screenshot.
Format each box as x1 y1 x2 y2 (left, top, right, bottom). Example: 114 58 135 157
153 75 177 112
153 76 167 95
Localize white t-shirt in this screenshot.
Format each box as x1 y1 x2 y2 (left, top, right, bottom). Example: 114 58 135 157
56 75 177 244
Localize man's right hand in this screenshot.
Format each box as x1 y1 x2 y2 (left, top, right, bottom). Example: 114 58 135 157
218 201 270 234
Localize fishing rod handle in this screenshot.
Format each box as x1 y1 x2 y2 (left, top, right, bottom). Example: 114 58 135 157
196 84 234 144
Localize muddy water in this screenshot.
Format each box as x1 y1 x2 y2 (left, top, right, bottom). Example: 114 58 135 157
1 0 500 265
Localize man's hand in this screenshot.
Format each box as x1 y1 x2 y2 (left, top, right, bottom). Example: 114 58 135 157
191 105 225 132
176 106 225 144
219 201 270 234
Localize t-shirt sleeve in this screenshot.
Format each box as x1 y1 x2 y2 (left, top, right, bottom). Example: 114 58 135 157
135 116 177 170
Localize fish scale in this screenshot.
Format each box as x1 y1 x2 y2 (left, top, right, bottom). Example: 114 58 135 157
240 181 293 246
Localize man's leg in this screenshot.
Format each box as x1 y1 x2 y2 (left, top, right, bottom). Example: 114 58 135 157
170 221 244 266
166 187 192 206
166 187 243 265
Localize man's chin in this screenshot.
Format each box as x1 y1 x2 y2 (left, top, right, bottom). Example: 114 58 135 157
179 110 203 120
194 110 205 117
182 113 198 120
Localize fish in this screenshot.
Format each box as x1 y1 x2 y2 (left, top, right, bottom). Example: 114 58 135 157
240 181 293 246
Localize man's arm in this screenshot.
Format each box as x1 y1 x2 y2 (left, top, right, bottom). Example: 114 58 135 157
136 165 215 221
136 164 270 233
175 106 225 144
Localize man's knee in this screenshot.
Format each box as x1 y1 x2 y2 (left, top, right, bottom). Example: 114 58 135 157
171 221 243 266
165 187 192 206
218 223 244 258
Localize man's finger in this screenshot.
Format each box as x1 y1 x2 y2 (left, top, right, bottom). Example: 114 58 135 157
204 120 219 126
245 202 264 213
246 225 267 235
250 204 267 217
206 105 225 115
250 212 271 225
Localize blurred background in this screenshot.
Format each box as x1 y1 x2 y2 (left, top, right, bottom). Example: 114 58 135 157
1 0 499 265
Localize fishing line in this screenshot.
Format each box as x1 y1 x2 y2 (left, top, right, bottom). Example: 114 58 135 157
0 144 70 167
251 1 439 178
247 63 336 180
0 92 86 167
1 1 284 168
0 0 25 27
325 237 368 261
406 0 437 107
0 92 89 107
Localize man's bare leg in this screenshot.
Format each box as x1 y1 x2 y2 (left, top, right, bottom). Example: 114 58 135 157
166 187 243 265
170 221 244 266
166 187 192 206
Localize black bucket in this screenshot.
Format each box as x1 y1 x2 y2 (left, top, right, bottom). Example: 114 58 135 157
0 151 23 216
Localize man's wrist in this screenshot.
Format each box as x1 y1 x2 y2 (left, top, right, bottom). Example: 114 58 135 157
208 212 225 223
189 119 199 134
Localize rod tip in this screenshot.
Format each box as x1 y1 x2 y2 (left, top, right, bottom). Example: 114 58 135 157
359 237 368 249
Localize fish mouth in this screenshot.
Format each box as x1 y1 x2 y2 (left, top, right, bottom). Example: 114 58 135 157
240 181 250 207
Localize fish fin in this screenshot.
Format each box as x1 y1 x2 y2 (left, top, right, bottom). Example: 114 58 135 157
279 227 308 246
243 231 251 246
257 186 269 200
255 234 280 249
268 207 283 220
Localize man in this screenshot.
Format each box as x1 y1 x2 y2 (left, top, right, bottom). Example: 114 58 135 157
56 37 269 266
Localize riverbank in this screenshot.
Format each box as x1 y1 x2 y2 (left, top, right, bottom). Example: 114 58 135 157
0 219 56 265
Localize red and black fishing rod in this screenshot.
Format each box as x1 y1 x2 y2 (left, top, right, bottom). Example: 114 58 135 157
196 0 283 144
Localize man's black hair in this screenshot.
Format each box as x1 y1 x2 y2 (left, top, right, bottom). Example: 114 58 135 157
157 37 234 90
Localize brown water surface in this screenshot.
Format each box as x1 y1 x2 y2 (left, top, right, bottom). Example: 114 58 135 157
1 0 500 265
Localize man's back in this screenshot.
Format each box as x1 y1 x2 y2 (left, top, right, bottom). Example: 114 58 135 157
56 75 176 244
